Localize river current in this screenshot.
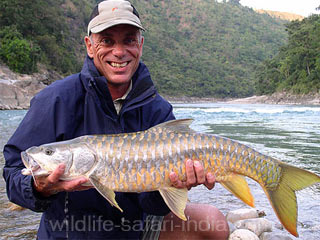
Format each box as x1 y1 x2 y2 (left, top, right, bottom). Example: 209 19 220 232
0 103 319 239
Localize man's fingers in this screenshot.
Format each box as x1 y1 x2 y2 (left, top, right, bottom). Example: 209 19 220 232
205 172 216 190
185 159 196 186
61 177 88 192
193 161 205 184
47 177 89 195
33 163 90 197
47 164 65 184
33 165 66 195
169 172 180 187
169 159 216 191
169 172 186 188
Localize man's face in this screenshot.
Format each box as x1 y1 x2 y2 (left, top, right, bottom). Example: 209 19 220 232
85 24 143 87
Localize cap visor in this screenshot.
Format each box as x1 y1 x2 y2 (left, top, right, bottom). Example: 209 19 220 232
90 19 145 34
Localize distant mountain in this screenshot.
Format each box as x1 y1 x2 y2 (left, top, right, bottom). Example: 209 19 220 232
255 9 304 21
0 0 289 98
130 0 288 97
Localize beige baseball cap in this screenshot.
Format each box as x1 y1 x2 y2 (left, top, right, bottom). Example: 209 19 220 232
87 0 145 35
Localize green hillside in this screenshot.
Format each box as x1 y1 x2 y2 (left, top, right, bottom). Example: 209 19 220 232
132 0 288 97
255 14 320 95
0 0 289 98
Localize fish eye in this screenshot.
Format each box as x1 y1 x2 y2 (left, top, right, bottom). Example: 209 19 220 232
45 148 54 156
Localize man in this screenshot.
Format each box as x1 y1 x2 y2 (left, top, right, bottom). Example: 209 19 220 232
3 0 229 239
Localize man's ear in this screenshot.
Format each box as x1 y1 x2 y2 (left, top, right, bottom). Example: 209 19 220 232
84 36 94 58
139 36 144 57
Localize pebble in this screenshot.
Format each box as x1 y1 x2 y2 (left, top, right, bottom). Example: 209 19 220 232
226 208 259 223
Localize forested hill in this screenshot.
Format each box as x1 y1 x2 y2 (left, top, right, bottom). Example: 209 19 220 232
255 14 320 95
0 0 289 98
133 0 288 97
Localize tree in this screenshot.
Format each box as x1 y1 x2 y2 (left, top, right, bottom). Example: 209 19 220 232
0 26 40 73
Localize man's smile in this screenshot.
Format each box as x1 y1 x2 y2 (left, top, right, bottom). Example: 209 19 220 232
108 61 130 68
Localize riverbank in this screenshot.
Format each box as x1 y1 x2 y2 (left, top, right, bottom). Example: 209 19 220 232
166 92 320 105
1 63 320 109
0 63 62 110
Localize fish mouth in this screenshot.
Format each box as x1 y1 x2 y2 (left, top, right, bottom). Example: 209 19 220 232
21 151 30 168
21 151 48 187
21 151 41 174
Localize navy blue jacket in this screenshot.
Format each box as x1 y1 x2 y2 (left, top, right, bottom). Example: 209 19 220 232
3 56 175 239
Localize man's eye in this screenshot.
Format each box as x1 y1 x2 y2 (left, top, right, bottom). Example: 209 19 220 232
101 39 113 45
124 38 137 45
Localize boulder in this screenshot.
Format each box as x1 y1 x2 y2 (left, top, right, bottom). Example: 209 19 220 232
228 229 259 240
234 218 272 236
0 81 45 109
0 63 62 109
260 232 293 240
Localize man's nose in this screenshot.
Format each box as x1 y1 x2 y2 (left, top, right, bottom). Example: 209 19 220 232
112 43 126 58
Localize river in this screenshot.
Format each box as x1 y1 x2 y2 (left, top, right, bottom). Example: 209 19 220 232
0 103 319 239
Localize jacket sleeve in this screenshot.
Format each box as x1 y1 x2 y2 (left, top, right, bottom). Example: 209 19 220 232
138 191 171 216
137 94 175 216
3 90 70 212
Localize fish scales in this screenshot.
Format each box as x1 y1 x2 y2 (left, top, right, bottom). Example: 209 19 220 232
146 132 155 187
174 134 183 177
91 131 280 191
21 119 320 237
164 132 171 171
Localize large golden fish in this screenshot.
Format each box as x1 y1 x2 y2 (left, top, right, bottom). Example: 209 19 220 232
21 119 320 237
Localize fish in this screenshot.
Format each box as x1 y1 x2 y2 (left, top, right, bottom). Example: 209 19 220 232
21 119 320 237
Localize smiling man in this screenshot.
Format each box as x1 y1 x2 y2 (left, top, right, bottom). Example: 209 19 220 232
3 0 229 239
85 24 143 100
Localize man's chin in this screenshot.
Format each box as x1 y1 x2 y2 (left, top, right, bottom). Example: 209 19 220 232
106 77 132 87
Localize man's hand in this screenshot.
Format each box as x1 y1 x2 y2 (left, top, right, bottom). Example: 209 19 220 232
169 159 215 190
33 164 92 197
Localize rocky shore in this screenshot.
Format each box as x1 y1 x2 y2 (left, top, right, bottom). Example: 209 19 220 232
0 63 62 110
224 93 320 105
1 63 319 110
167 93 320 106
227 208 294 240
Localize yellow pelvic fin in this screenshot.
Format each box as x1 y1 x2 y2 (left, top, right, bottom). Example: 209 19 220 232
159 187 188 221
89 176 123 212
264 162 320 237
220 173 255 207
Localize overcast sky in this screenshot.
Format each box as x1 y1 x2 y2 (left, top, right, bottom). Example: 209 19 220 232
240 0 319 17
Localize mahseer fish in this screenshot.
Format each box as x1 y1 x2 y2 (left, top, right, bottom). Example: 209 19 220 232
21 119 320 237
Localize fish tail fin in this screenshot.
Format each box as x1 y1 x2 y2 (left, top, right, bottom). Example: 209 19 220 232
264 162 320 237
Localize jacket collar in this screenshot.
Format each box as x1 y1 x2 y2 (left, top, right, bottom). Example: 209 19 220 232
80 56 156 115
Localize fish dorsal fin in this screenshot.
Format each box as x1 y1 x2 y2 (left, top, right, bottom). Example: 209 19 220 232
159 187 188 221
150 119 195 133
220 173 255 207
